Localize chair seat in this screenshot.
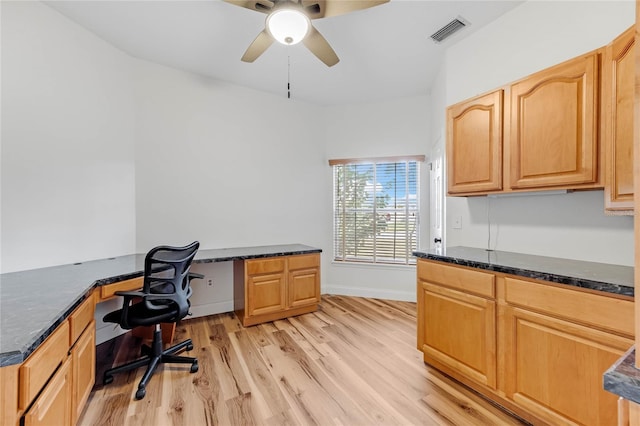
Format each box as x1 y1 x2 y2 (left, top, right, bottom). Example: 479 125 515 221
103 301 179 329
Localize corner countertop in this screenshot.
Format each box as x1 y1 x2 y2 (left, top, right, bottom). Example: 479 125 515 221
604 347 640 404
412 246 633 297
0 244 321 367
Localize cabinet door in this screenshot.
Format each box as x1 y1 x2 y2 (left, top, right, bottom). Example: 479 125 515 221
503 305 632 426
247 273 286 316
288 268 320 308
418 281 496 389
604 27 634 212
287 254 320 308
510 52 599 189
447 89 503 194
72 322 95 424
23 357 72 426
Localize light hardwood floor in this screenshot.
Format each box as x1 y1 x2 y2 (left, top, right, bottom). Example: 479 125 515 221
79 295 528 426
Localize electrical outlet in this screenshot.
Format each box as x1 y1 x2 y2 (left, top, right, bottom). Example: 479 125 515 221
453 216 462 229
207 279 213 286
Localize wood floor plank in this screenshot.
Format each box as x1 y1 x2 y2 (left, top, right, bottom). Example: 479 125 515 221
79 295 527 426
260 329 375 425
322 322 447 425
229 329 290 419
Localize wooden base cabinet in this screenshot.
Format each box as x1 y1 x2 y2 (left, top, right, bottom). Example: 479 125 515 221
235 253 320 327
1 293 96 426
71 321 95 424
245 257 287 318
503 306 630 425
23 357 73 426
416 259 634 425
418 281 497 389
618 399 640 426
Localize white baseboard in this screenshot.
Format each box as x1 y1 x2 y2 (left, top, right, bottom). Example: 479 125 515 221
321 284 416 302
187 300 234 319
96 324 127 345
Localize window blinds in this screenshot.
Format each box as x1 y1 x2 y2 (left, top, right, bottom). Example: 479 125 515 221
331 157 422 265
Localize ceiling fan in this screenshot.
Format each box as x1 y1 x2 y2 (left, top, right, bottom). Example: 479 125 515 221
224 0 389 67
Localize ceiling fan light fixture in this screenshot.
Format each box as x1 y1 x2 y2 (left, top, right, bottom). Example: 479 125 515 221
266 9 310 45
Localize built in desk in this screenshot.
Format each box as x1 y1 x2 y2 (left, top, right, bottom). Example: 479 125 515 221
0 243 321 426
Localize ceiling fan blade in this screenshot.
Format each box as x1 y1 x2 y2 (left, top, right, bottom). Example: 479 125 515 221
303 25 339 67
241 30 274 63
301 0 389 19
224 0 275 14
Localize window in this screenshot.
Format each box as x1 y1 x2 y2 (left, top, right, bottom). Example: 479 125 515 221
330 156 424 265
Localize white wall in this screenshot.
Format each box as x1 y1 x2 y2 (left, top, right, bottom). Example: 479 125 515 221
440 0 635 266
323 96 431 301
132 59 330 254
3 0 633 302
1 1 136 273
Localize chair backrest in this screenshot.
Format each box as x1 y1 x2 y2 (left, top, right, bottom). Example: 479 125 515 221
143 241 200 320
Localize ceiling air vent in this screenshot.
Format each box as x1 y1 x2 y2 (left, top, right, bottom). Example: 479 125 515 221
430 17 468 43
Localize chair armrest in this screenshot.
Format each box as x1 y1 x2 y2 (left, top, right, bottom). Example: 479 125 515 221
114 290 147 298
112 290 147 329
188 272 205 280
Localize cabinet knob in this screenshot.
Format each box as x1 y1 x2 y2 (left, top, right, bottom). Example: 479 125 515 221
434 238 442 243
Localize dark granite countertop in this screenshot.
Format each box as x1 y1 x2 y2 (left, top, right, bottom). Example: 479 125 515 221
604 347 640 404
413 246 633 297
0 244 320 367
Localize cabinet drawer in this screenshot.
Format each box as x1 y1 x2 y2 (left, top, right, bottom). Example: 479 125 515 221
20 321 70 410
418 260 495 298
288 253 320 270
100 276 143 300
246 257 286 275
22 356 72 426
504 277 634 337
69 295 95 346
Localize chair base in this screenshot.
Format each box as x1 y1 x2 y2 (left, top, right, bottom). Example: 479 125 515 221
103 325 198 400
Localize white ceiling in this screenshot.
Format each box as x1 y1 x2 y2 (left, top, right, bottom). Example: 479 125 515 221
45 0 524 106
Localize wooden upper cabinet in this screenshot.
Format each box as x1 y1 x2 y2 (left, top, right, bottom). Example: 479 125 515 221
603 26 634 212
447 89 503 194
509 52 600 189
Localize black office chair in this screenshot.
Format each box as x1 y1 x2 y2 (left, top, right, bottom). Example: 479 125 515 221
102 241 202 400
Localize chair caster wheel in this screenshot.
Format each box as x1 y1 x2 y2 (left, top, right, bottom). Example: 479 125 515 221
103 375 113 385
186 343 194 351
135 388 146 400
190 362 199 373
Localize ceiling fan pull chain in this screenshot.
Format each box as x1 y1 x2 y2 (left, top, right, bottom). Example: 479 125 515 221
287 55 291 99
